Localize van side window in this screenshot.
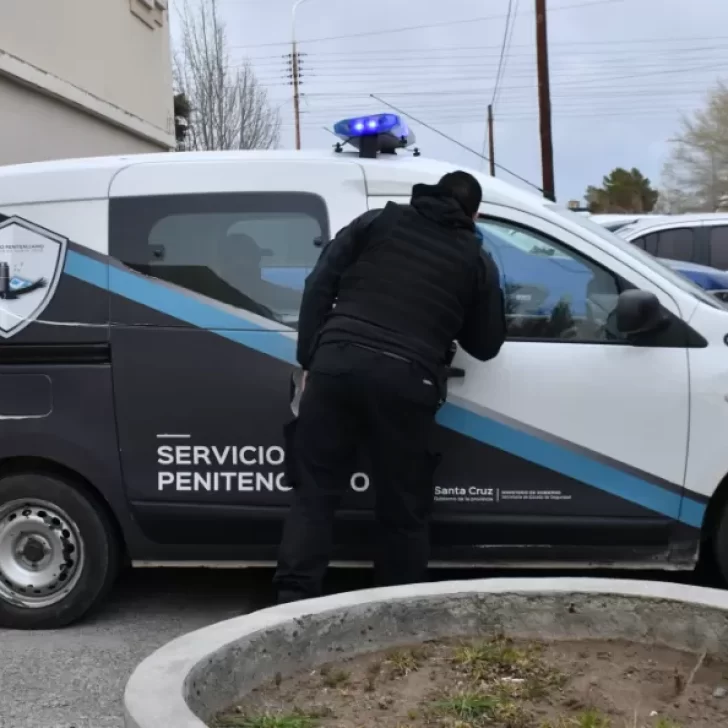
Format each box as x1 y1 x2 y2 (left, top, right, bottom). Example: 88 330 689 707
709 226 728 269
655 228 694 262
109 193 327 328
477 219 626 343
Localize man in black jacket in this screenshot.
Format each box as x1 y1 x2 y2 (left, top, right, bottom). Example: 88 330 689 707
273 171 506 603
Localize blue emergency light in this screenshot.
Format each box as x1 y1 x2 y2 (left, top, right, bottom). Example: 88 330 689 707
333 113 416 158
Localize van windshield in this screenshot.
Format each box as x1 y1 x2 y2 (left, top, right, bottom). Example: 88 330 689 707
545 204 723 309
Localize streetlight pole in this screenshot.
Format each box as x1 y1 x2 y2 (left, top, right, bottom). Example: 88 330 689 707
291 0 309 150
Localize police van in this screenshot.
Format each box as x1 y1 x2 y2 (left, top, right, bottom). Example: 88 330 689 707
1 113 728 630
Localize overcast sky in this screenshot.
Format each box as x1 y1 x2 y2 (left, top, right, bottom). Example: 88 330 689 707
171 0 728 203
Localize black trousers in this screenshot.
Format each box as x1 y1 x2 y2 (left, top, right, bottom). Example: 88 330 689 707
273 343 442 601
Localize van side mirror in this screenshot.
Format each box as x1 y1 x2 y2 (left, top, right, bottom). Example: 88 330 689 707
615 289 666 337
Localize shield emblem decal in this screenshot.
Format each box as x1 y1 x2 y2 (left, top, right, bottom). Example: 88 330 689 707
0 217 68 338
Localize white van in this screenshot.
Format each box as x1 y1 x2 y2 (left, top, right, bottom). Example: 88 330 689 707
1 114 727 630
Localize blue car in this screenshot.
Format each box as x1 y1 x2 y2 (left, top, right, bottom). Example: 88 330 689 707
659 258 728 303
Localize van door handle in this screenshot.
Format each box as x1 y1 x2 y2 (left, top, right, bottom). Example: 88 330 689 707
446 367 465 379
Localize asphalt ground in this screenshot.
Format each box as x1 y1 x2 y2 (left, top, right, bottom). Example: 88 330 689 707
0 565 721 728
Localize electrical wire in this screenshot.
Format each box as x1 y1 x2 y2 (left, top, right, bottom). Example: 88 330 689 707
234 0 627 49
285 106 706 129
284 46 728 71
292 61 727 96
492 0 517 109
239 35 728 60
371 94 543 191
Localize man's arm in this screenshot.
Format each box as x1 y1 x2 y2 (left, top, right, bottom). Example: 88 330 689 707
296 209 381 368
456 249 507 362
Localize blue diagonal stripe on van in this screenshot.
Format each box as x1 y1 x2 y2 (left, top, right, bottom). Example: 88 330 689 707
65 251 298 364
63 250 707 528
438 403 703 528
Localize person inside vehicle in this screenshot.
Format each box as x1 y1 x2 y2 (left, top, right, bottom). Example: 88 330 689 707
218 231 301 318
273 171 507 604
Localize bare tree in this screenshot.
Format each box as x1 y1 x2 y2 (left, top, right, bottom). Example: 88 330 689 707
659 81 728 212
174 0 280 151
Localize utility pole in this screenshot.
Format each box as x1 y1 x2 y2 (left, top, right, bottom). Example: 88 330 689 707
291 0 310 150
487 104 496 177
291 47 302 150
535 0 555 201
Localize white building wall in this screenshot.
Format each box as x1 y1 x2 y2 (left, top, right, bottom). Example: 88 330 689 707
0 0 175 164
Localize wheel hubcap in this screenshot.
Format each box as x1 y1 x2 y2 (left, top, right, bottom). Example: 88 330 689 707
0 499 84 609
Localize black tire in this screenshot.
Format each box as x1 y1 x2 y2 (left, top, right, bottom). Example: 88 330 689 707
0 473 119 629
712 501 728 587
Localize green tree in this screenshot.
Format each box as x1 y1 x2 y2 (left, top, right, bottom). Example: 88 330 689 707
585 167 659 213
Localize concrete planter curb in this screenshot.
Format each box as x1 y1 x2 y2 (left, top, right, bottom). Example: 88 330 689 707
123 578 728 728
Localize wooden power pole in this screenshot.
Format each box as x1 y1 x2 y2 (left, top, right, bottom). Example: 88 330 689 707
487 104 496 176
535 0 555 201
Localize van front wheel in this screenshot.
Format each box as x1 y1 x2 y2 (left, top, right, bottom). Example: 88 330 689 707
0 473 119 629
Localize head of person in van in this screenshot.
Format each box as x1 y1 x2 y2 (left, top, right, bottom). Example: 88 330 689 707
219 231 268 281
409 171 483 232
218 230 301 311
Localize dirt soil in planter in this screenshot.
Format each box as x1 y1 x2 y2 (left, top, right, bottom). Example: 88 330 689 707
212 637 728 728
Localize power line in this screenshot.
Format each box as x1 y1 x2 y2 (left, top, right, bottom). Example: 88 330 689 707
283 106 705 126
274 59 727 81
197 78 718 98
492 0 517 108
234 0 627 49
292 61 727 95
237 35 728 60
292 86 711 122
296 96 710 117
286 46 728 70
370 94 544 191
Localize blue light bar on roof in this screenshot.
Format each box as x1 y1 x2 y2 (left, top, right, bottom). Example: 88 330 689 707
334 113 406 138
332 113 415 157
334 113 411 139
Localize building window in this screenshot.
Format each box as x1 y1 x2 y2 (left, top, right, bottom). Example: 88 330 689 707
130 0 167 29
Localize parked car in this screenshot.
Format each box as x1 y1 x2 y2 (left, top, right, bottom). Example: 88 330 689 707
616 213 728 270
658 258 728 303
589 213 661 233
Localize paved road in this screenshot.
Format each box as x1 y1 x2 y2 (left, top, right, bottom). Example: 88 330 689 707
0 568 371 728
0 566 719 728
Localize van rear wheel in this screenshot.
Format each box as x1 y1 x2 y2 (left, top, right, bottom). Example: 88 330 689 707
0 473 119 629
711 500 728 586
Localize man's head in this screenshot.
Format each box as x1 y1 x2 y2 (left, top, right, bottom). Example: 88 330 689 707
438 171 483 219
